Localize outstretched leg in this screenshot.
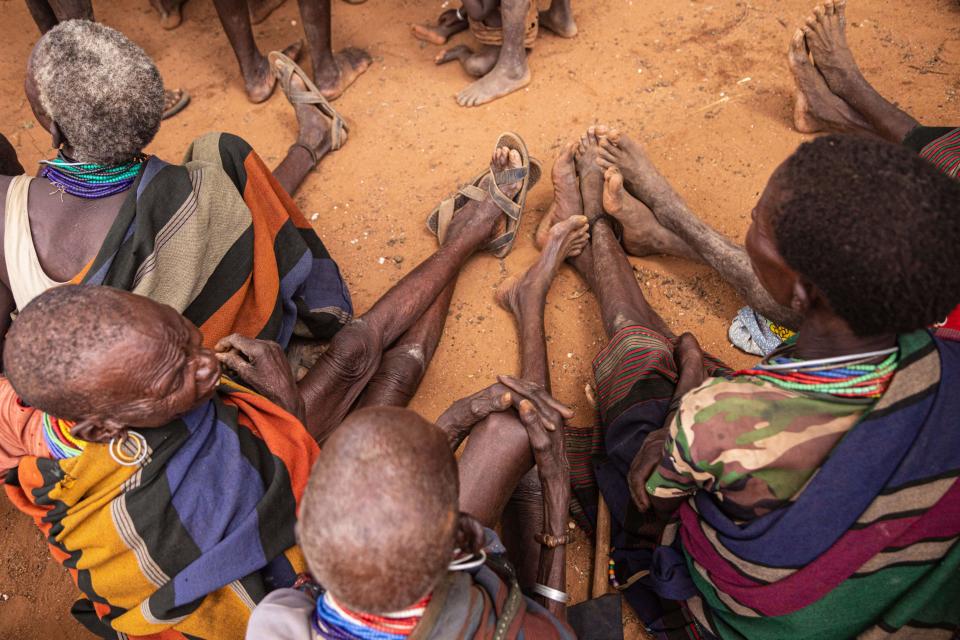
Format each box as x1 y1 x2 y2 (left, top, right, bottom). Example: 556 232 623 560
297 0 372 100
597 129 800 328
213 0 303 102
298 148 522 441
456 0 531 107
272 63 344 195
802 1 918 142
458 216 589 585
354 281 456 409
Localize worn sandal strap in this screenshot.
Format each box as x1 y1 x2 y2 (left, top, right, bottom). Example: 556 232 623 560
458 184 488 201
436 198 456 244
493 166 528 185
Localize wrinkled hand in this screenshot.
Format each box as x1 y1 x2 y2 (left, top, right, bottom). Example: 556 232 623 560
628 427 669 512
214 334 304 421
499 376 573 483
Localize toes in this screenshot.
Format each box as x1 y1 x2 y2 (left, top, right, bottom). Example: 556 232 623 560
507 148 522 169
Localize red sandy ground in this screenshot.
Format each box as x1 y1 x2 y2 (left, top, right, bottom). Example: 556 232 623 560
0 0 957 637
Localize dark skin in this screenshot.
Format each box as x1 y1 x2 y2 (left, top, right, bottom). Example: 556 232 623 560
216 147 523 441
624 162 897 517
0 58 337 359
212 0 372 103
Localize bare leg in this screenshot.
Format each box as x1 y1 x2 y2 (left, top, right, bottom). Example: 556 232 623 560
597 130 801 329
456 0 531 107
458 216 589 586
802 1 918 143
297 0 372 100
354 282 456 408
436 45 499 78
298 149 523 441
25 0 92 33
602 166 702 262
272 67 341 194
788 28 877 136
576 129 676 337
213 0 303 102
412 8 469 45
538 0 577 38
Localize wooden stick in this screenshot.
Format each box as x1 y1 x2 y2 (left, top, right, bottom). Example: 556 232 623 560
592 494 612 598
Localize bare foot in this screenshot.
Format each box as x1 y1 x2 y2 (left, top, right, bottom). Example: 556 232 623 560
290 70 337 163
596 130 672 208
437 45 498 78
315 48 373 101
574 126 607 223
248 41 303 104
456 58 530 107
603 167 699 261
787 29 872 134
536 141 581 249
150 0 185 30
413 9 468 45
802 1 861 97
538 3 578 38
498 215 590 320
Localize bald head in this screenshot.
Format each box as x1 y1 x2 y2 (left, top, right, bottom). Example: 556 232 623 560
298 407 459 614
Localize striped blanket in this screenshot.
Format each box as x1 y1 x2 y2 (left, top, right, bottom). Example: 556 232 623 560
4 380 319 639
661 331 960 639
71 132 352 348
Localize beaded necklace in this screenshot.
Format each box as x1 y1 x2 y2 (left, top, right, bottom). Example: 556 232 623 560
41 413 85 460
313 592 430 640
738 348 899 399
39 152 144 199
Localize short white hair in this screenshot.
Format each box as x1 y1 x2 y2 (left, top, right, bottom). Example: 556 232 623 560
31 20 163 165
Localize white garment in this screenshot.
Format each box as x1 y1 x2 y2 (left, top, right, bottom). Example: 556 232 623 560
245 588 315 640
3 175 67 309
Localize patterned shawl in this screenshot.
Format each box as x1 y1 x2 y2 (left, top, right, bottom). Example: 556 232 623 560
4 380 319 639
71 132 352 348
657 330 960 639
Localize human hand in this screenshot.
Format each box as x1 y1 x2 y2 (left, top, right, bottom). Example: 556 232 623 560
499 376 573 484
214 334 304 421
627 427 669 512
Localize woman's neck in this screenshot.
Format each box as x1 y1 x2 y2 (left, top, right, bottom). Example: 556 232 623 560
794 311 897 360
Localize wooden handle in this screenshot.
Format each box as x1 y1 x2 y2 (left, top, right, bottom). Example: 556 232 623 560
592 494 612 598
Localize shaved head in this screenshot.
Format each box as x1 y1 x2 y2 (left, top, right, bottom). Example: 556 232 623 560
298 407 459 613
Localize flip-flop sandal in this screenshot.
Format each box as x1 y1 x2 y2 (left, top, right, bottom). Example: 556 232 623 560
161 88 190 120
269 50 348 152
426 132 542 258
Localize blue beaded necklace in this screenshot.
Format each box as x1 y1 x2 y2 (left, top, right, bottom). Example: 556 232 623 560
39 151 145 199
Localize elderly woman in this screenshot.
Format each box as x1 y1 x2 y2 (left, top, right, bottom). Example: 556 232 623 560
0 19 353 357
553 130 960 638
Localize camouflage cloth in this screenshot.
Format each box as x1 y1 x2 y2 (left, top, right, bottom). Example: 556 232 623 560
646 376 869 520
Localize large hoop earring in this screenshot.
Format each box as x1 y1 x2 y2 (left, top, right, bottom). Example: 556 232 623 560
448 548 486 572
109 430 148 467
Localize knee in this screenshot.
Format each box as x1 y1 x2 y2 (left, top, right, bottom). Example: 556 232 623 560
325 321 381 383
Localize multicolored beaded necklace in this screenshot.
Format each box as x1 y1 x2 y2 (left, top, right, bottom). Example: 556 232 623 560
41 413 85 460
39 152 145 199
738 347 899 399
313 592 431 640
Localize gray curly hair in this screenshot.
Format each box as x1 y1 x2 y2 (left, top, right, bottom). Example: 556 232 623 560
30 20 164 165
